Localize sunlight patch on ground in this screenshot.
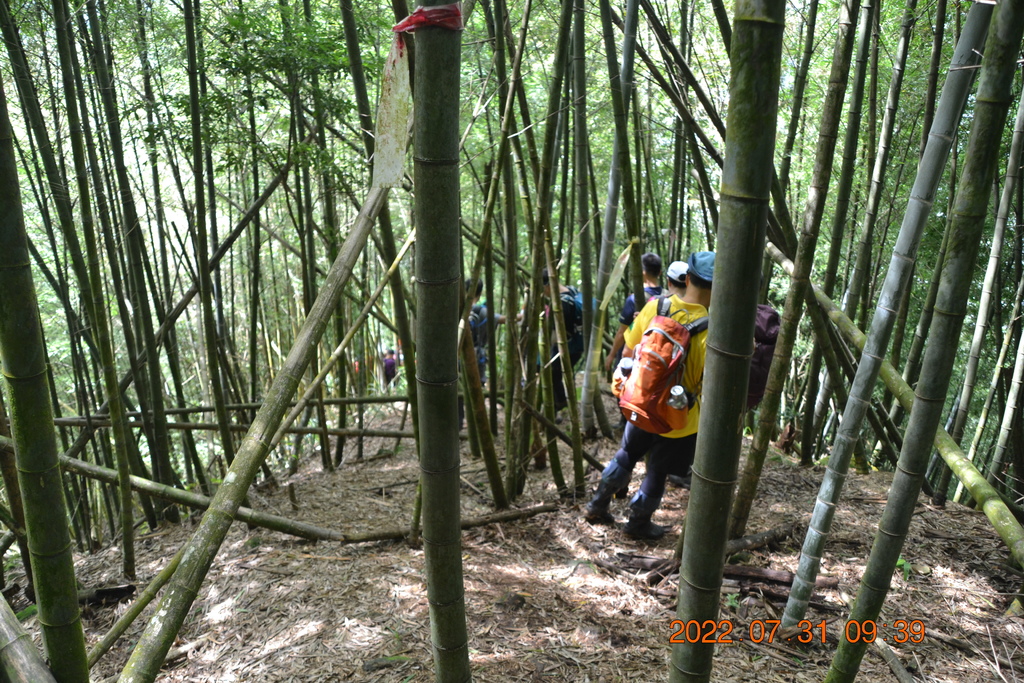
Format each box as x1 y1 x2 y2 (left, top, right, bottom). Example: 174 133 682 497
205 594 237 625
255 618 325 658
932 565 1007 620
390 576 426 605
336 617 387 649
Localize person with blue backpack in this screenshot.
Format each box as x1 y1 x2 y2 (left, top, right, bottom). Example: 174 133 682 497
541 268 585 412
466 278 505 385
585 252 714 540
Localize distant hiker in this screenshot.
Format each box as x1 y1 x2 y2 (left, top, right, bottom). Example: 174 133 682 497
586 252 714 540
383 349 397 386
460 278 505 430
605 252 665 372
542 268 585 411
466 278 506 385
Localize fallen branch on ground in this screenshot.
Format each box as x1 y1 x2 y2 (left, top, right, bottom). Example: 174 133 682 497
873 638 916 683
60 454 349 541
338 503 560 544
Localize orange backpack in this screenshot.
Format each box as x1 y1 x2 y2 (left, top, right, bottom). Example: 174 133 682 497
615 298 708 434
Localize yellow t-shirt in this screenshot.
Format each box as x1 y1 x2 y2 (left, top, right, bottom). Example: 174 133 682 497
623 295 708 438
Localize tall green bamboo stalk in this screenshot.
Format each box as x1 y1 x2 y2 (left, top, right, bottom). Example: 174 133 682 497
801 0 879 462
340 0 421 465
935 89 1024 502
827 12 1024 671
54 0 137 577
84 0 177 510
729 0 860 539
778 0 818 191
410 2 471 678
180 0 236 471
782 0 993 627
670 0 785 679
578 0 643 432
0 74 89 683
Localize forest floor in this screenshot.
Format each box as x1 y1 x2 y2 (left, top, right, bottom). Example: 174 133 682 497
35 397 1024 681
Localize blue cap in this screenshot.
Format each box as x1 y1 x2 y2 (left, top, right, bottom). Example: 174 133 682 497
687 251 715 283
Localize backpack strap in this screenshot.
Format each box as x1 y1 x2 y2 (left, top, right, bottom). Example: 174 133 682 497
679 316 708 407
685 316 709 335
657 298 707 333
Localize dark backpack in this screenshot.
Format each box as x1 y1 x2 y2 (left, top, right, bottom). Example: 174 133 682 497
616 297 708 434
468 303 488 350
560 287 584 339
747 304 780 409
557 287 586 358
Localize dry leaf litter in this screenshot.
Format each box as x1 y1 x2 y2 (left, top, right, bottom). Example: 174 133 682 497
14 398 1021 682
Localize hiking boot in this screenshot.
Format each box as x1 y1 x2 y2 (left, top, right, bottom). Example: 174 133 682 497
584 460 631 525
624 490 666 539
667 474 691 489
584 502 616 525
623 516 668 540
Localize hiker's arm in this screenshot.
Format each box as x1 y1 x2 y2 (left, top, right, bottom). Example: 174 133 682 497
605 324 628 371
620 300 654 360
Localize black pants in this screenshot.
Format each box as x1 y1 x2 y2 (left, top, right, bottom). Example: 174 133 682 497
550 344 584 407
611 424 696 502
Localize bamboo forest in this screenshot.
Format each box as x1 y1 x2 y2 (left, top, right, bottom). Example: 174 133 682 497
2 0 1024 678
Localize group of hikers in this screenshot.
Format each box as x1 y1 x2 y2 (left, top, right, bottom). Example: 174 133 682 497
422 250 780 541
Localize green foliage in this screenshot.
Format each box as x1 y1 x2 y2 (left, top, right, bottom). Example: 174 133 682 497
216 8 350 79
896 555 911 581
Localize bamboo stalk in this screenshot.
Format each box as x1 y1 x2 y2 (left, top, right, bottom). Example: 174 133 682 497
767 243 1024 588
268 231 415 452
782 0 993 630
0 597 57 682
671 0 786 677
59 455 347 542
0 74 90 680
88 546 184 668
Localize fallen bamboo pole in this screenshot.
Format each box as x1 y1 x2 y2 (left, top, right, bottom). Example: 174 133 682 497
768 243 1024 571
336 503 560 544
50 418 419 440
59 455 347 542
127 396 410 417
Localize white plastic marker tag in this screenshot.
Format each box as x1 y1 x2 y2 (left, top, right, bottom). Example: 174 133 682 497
371 34 411 189
372 3 463 189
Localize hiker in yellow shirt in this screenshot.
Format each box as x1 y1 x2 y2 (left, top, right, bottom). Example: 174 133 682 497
584 251 714 539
